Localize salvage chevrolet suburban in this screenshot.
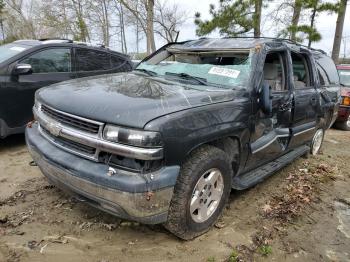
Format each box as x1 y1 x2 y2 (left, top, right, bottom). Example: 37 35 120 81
26 38 341 239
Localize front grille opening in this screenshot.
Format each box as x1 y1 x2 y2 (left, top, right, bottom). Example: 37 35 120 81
41 105 100 134
41 126 96 155
100 153 163 173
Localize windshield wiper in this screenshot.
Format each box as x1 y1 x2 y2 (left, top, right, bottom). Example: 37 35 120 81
134 68 158 76
165 72 209 86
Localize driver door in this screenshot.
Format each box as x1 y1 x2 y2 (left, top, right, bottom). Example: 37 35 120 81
245 51 293 170
3 48 74 129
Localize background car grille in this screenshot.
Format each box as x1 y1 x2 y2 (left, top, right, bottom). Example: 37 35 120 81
41 105 101 134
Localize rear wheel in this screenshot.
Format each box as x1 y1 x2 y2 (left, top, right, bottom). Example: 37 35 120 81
334 116 350 131
310 129 324 155
165 145 232 240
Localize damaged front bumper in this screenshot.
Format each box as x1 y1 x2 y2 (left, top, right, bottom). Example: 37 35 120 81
26 123 180 224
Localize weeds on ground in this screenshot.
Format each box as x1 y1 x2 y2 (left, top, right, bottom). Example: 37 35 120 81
207 256 216 262
258 245 272 256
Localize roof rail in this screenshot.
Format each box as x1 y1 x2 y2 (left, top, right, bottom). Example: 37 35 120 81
39 38 73 43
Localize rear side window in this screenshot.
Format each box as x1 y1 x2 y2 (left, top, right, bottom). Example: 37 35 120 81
111 55 125 68
315 55 339 86
76 48 111 71
21 48 71 73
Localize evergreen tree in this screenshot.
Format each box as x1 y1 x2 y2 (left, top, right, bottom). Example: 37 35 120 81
287 0 339 47
194 0 264 37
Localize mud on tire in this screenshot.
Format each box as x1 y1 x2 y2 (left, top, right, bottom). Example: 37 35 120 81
164 145 232 240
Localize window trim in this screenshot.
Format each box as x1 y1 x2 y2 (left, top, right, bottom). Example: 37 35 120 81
19 47 73 74
290 51 314 89
264 51 288 94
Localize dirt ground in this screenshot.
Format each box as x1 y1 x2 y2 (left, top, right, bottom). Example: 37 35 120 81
0 129 349 262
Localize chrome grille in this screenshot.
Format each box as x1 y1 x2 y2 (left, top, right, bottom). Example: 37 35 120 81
41 104 101 134
41 126 96 156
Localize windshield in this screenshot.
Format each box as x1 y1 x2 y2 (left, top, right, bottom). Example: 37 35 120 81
136 48 253 89
0 43 30 64
338 69 350 86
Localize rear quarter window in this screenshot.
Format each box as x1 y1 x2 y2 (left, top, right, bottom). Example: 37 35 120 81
76 48 111 71
315 54 339 86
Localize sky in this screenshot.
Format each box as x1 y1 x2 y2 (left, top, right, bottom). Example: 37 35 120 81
127 0 350 57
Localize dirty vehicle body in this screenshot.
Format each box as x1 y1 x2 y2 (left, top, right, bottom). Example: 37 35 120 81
0 39 132 138
26 38 341 239
334 65 350 130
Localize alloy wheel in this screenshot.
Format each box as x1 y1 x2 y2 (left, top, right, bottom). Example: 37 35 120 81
190 168 224 223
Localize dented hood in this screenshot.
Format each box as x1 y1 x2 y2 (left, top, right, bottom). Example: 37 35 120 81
36 73 236 128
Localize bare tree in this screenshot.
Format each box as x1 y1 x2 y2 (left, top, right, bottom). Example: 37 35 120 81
119 0 156 54
154 1 188 43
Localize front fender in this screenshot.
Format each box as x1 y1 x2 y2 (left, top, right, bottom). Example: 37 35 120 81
144 99 251 167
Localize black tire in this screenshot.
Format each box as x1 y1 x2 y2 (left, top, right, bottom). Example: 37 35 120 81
334 117 350 131
165 145 232 240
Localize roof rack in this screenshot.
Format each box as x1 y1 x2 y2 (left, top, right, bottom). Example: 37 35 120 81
220 36 327 55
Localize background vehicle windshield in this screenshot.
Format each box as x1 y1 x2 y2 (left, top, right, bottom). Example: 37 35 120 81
136 49 252 88
0 43 30 64
338 69 350 86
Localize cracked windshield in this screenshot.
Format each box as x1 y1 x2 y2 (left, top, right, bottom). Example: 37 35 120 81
136 49 252 88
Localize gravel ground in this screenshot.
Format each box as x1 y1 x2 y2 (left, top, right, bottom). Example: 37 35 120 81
0 128 349 262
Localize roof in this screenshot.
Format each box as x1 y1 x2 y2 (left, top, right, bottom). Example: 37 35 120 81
171 38 270 50
12 39 128 58
169 37 327 54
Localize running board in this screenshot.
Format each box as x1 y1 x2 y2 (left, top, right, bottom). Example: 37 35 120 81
232 145 310 190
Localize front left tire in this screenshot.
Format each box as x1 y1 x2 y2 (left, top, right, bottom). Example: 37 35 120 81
165 145 232 240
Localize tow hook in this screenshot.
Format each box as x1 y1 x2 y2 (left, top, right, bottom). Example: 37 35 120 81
107 167 117 176
27 120 36 128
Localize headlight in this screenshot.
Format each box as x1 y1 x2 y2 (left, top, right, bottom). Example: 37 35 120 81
342 96 350 106
103 125 162 147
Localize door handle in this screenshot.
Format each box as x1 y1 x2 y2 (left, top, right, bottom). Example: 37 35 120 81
310 97 317 106
279 100 292 112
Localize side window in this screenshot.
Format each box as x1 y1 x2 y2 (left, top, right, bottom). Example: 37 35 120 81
263 52 287 92
111 55 125 68
76 48 111 72
21 48 71 73
291 52 312 89
315 55 339 86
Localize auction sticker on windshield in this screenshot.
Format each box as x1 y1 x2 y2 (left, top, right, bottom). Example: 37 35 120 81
208 67 240 78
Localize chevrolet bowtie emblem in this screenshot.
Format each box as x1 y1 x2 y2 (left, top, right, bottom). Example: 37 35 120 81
47 122 62 137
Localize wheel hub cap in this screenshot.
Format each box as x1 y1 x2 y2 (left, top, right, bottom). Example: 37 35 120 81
312 129 323 155
190 168 224 223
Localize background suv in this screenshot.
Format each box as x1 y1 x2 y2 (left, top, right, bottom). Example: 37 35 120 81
334 64 350 130
0 39 132 138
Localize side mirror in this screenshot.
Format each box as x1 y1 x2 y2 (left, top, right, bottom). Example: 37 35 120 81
259 82 272 115
13 64 32 75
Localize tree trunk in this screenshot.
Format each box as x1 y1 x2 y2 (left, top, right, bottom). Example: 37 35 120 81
308 6 317 48
102 0 110 46
146 0 156 54
332 0 347 64
291 0 302 41
253 0 262 37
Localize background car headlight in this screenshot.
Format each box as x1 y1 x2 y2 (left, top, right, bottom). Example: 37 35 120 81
103 125 162 147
